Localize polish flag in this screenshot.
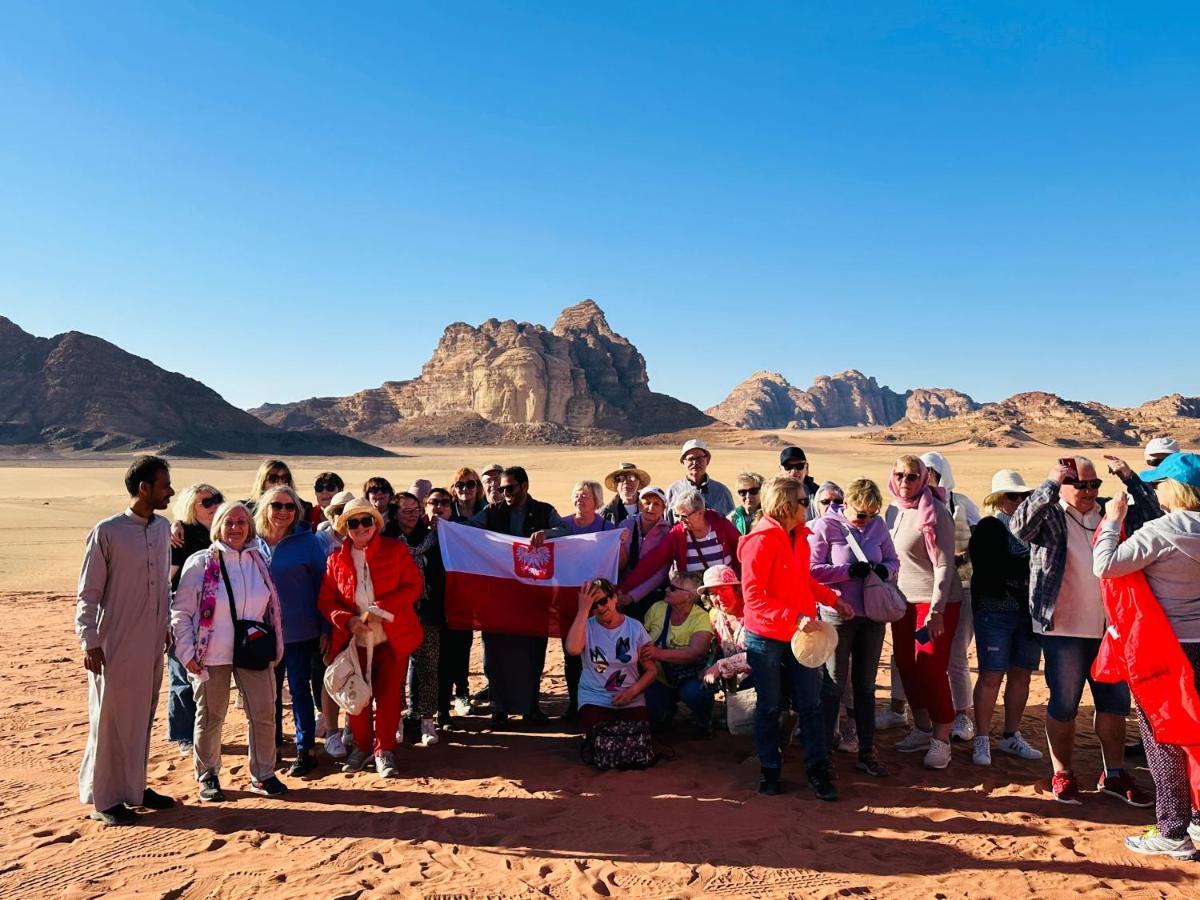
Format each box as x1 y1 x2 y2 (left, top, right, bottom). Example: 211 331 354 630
438 521 623 638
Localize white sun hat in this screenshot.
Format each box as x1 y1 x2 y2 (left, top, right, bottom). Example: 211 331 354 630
791 620 838 668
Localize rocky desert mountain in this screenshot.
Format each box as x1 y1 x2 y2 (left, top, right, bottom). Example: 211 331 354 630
0 316 389 457
861 390 1200 448
707 370 977 429
252 301 716 445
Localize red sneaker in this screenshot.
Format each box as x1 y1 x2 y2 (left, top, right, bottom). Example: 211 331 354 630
1097 770 1153 808
1052 769 1082 805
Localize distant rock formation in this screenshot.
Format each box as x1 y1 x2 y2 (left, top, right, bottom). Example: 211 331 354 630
252 300 714 444
706 370 977 429
861 390 1200 448
0 316 389 457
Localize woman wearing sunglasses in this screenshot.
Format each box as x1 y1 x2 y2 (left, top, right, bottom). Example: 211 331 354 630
310 472 345 531
319 498 424 778
246 459 310 519
884 455 964 771
450 467 485 519
729 472 765 536
257 486 331 777
809 478 899 777
165 483 224 756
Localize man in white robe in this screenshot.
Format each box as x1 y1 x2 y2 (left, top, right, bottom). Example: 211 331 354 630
76 455 176 825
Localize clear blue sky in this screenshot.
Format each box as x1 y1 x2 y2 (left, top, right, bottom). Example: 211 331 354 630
1 2 1197 412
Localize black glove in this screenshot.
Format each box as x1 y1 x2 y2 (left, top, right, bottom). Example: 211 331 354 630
873 563 890 581
848 561 872 579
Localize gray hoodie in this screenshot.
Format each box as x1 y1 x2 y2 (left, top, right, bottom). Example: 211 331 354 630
1093 510 1200 641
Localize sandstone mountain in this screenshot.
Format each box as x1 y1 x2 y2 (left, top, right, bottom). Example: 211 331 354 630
252 301 714 445
860 390 1200 448
706 370 977 430
0 316 389 457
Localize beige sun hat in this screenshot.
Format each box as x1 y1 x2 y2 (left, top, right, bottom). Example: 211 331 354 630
697 564 740 597
983 470 1035 508
791 620 839 668
335 497 385 536
324 489 356 523
604 462 651 492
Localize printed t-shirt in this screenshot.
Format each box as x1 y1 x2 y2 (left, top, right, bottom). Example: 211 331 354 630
578 615 651 709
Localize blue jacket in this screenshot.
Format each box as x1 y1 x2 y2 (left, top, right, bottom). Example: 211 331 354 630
269 523 330 644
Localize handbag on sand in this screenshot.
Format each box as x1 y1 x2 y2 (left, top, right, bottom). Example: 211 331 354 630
324 633 374 715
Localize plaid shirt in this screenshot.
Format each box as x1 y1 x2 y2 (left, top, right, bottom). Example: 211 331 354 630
1009 473 1158 631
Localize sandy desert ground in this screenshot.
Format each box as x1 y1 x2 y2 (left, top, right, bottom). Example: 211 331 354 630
0 436 1196 898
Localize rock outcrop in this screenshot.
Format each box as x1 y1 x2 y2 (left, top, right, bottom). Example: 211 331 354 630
252 300 714 444
707 370 977 430
0 316 389 457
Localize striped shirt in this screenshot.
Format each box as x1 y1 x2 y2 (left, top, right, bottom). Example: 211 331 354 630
684 528 732 572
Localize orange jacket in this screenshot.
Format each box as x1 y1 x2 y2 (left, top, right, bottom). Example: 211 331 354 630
738 514 839 642
319 535 424 659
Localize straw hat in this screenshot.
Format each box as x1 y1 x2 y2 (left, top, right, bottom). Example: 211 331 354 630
335 497 385 536
791 620 838 668
324 489 356 523
698 564 739 598
604 462 651 492
983 470 1034 508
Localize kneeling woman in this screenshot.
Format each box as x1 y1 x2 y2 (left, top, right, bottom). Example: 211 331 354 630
565 579 657 734
171 502 286 801
319 499 424 778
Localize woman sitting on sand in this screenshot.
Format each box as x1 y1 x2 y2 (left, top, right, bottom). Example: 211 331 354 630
171 502 287 801
319 498 424 779
699 565 749 685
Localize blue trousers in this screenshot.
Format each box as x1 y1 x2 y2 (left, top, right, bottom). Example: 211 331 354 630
274 638 319 751
166 647 196 744
645 676 714 728
745 629 827 771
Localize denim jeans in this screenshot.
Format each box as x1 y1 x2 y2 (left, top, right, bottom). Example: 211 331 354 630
274 637 319 750
166 646 197 744
745 629 826 771
644 677 715 729
821 618 885 755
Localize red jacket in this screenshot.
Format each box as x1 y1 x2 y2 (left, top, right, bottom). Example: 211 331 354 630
617 510 742 595
319 535 424 659
738 514 839 642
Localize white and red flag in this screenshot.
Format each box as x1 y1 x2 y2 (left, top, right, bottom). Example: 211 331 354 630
437 521 622 638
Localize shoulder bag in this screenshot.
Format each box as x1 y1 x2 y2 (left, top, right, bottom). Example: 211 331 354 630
218 552 278 671
840 525 908 623
656 607 708 686
324 632 374 715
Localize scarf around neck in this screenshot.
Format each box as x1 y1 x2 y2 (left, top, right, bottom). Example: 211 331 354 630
888 461 947 565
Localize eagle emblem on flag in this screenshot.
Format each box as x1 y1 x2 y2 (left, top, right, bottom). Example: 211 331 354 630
512 542 554 580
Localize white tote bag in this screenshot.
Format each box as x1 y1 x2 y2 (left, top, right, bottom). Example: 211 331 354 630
724 682 757 736
323 634 374 715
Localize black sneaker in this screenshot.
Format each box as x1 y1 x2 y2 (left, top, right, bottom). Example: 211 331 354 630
249 776 289 797
856 753 889 778
198 775 226 803
759 766 782 796
138 788 175 810
88 804 138 826
287 751 318 778
807 761 839 802
522 707 550 727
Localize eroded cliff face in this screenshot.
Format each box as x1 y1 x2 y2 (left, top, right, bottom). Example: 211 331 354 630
706 370 977 429
252 300 713 442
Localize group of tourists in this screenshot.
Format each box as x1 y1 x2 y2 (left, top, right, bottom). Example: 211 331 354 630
75 436 1200 860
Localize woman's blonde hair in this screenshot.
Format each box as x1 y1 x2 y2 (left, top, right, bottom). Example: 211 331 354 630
1158 478 1200 512
894 454 922 474
255 486 304 535
250 459 293 503
211 501 257 545
760 475 806 522
844 478 882 513
571 480 605 509
172 483 221 526
736 471 764 488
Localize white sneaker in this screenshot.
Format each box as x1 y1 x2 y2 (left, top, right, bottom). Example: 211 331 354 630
375 750 399 779
419 718 439 747
950 713 976 743
896 727 932 753
924 737 952 770
875 708 908 731
1125 826 1198 860
453 696 472 717
972 735 992 766
837 726 860 755
997 730 1043 761
1188 821 1200 846
324 730 348 759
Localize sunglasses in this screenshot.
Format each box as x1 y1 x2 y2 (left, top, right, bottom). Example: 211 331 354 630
366 486 391 496
590 595 614 612
500 484 520 495
797 497 811 507
314 481 340 493
783 461 808 472
614 473 638 482
199 494 224 509
428 498 452 507
893 472 921 484
345 516 376 530
266 473 291 485
454 480 478 491
819 497 841 506
1064 478 1103 490
1003 492 1030 502
269 501 297 512
737 487 760 497
849 509 875 521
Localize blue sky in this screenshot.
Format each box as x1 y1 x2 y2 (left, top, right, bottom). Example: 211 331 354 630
1 2 1197 412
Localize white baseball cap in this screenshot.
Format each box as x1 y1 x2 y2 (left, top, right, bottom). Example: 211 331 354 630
638 485 668 506
1145 437 1181 459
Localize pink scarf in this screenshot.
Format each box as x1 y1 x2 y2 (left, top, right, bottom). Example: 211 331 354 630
888 460 947 565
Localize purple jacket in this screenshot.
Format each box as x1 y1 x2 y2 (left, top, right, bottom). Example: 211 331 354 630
808 511 900 618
